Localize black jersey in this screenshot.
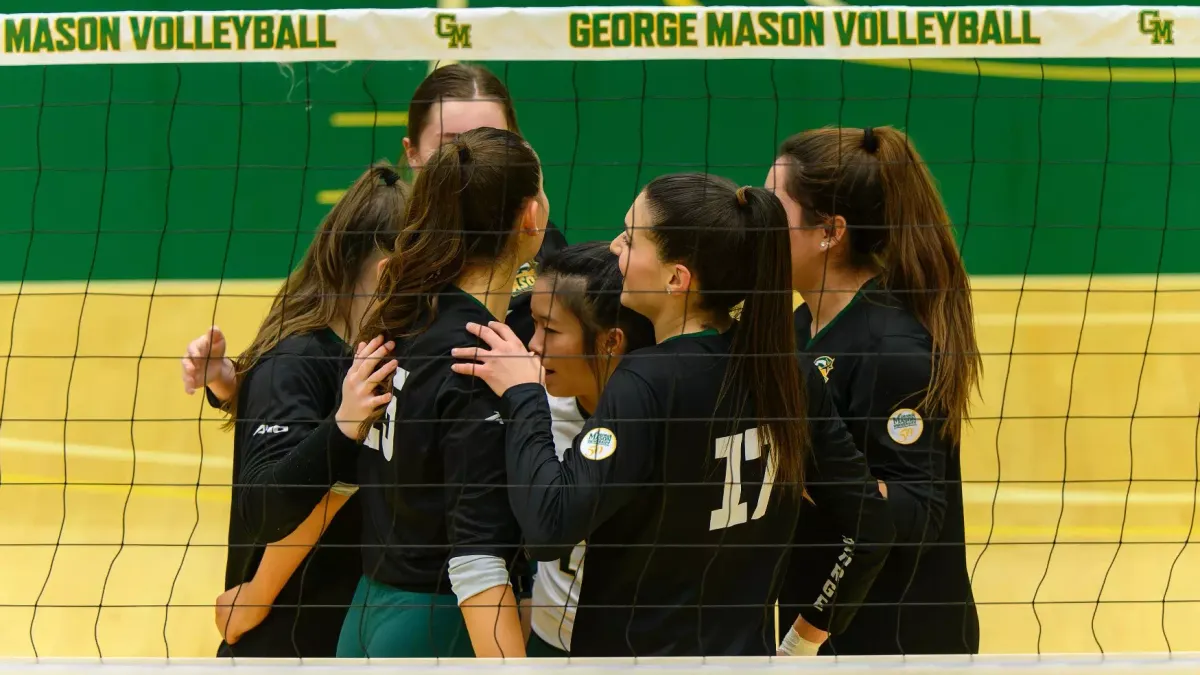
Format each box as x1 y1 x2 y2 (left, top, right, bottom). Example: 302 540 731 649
499 327 893 657
506 221 568 345
779 281 979 655
213 328 362 657
357 287 523 594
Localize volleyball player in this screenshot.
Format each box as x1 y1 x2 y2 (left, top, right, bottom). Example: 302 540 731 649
770 127 981 655
179 165 409 657
519 242 656 657
334 127 547 658
403 63 568 344
452 173 895 657
192 63 564 643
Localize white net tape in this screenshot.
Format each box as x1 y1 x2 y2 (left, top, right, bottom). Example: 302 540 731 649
5 654 1200 673
0 6 1194 66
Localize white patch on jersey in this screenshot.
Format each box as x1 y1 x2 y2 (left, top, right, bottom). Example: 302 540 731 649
579 427 617 461
887 408 924 445
253 424 288 436
485 411 504 425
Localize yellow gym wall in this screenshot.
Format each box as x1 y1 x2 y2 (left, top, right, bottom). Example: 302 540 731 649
0 277 1197 656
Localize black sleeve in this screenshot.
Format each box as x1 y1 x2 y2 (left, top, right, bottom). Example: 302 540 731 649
500 371 657 560
205 386 225 410
441 376 522 562
852 334 950 544
784 364 895 635
235 356 362 545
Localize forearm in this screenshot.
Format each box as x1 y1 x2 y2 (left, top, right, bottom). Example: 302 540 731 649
238 418 361 542
460 584 525 658
250 491 350 601
502 384 584 550
204 359 237 404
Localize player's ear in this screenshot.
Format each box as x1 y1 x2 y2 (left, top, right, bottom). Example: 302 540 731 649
666 262 692 296
824 214 848 250
517 196 541 237
403 137 420 172
597 327 625 357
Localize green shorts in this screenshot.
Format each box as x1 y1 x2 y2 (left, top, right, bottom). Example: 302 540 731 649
526 630 570 658
336 575 473 658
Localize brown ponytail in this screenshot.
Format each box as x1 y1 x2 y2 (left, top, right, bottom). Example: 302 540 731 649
731 186 810 491
223 163 410 427
778 126 981 443
356 126 541 433
642 174 808 492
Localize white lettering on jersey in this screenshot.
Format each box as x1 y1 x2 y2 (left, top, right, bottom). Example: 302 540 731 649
485 412 504 425
364 366 410 462
709 427 777 531
252 424 289 436
811 536 855 612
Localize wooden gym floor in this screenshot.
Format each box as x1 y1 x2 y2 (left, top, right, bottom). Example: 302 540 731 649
0 276 1197 658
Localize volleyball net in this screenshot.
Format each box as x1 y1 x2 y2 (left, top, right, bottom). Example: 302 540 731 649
1 4 1199 671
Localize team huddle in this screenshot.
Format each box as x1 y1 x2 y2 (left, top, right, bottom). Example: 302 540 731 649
179 63 982 659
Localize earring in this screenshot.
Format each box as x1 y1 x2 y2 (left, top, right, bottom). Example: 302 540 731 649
820 241 828 249
665 285 673 295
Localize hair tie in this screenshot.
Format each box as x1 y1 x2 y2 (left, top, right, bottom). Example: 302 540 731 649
735 186 749 206
862 127 879 154
453 138 471 165
379 166 400 187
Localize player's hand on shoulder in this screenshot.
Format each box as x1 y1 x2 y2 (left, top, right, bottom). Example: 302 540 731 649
336 335 397 441
450 320 543 396
181 325 235 398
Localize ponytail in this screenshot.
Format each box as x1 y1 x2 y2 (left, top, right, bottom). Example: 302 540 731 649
642 173 809 495
871 128 980 443
223 161 409 428
356 126 542 436
358 142 471 343
729 187 809 492
778 126 981 444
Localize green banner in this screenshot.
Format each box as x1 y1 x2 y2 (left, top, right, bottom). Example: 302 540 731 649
1 0 1197 281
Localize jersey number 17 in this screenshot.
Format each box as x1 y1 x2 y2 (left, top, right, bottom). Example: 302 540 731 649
709 427 777 531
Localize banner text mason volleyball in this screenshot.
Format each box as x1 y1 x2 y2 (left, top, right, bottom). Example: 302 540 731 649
569 9 1041 49
3 13 335 54
0 8 1043 57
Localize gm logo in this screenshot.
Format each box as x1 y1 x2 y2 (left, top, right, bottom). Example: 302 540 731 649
436 14 472 48
1139 9 1175 45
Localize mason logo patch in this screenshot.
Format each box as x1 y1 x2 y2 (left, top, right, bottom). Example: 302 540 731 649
813 355 835 382
579 427 617 461
886 408 924 445
512 261 537 296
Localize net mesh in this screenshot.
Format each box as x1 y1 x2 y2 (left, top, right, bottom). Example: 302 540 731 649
0 4 1198 668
